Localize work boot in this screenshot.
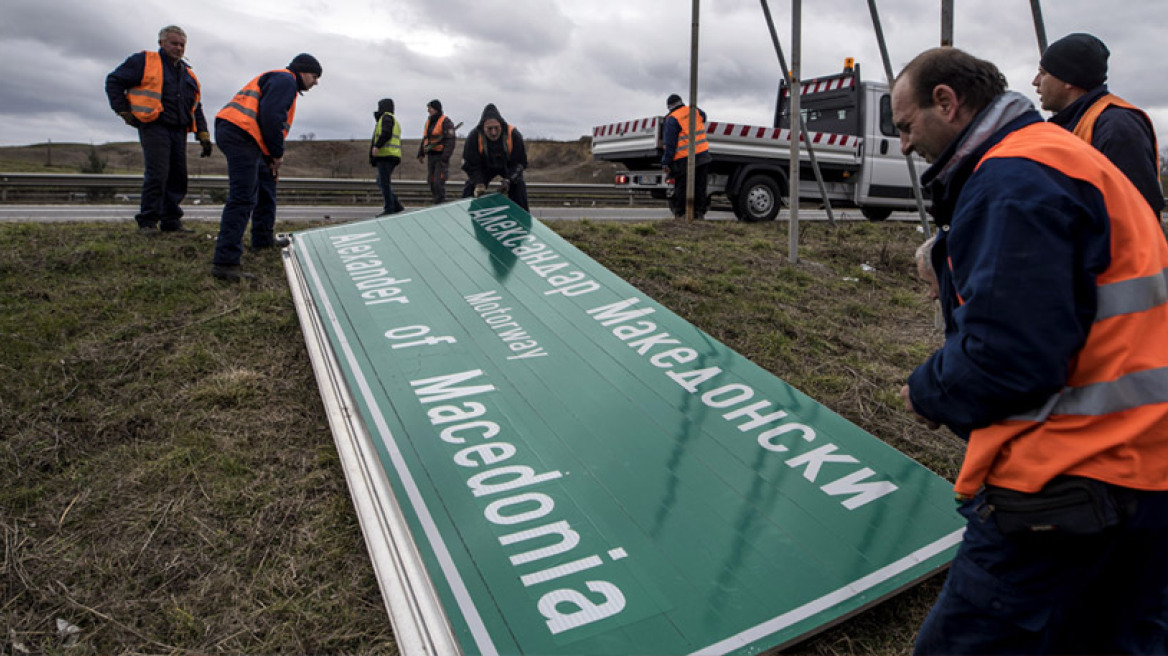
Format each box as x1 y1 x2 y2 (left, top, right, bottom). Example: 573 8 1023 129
160 222 195 234
252 235 291 251
211 264 257 282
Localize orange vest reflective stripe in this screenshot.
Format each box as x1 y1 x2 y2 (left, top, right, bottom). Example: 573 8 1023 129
1073 93 1161 184
953 121 1168 496
668 106 709 161
423 115 447 153
216 69 298 156
128 51 201 131
478 125 514 157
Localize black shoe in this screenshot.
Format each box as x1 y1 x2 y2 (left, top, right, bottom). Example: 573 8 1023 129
252 235 291 251
211 264 257 282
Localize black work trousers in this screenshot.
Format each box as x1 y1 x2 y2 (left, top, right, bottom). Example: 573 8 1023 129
668 159 709 218
136 121 189 229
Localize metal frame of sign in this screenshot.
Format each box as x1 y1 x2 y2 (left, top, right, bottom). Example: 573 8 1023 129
282 196 964 656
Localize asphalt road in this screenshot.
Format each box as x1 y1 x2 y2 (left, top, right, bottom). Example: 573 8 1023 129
0 204 924 224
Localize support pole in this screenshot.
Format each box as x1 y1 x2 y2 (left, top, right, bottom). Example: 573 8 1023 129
686 0 700 222
1030 0 1048 54
788 0 801 264
760 0 836 227
867 0 931 237
940 0 954 47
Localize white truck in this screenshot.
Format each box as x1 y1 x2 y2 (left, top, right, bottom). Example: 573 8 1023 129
591 63 926 221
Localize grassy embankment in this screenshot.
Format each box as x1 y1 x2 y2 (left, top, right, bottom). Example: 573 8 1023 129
2 217 959 654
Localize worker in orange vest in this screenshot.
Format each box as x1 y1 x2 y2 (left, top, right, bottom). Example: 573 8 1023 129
1033 33 1163 216
894 47 1168 654
661 94 712 219
416 99 457 204
105 25 211 234
210 54 321 282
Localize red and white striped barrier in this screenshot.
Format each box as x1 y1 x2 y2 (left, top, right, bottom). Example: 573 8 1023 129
704 121 860 149
592 116 659 138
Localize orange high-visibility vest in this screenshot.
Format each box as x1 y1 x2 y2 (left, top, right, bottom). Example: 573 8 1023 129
216 69 298 156
477 125 514 158
668 106 709 161
953 121 1168 497
128 51 200 131
1073 93 1161 184
423 115 447 153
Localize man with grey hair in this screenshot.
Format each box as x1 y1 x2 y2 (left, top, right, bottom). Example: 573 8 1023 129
106 25 212 233
894 46 1168 654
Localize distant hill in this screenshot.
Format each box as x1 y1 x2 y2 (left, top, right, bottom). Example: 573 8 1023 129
0 137 623 185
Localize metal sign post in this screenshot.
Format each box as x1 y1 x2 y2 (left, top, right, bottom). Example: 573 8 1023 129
788 0 801 264
867 0 931 237
686 0 700 222
1030 0 1049 54
759 0 837 228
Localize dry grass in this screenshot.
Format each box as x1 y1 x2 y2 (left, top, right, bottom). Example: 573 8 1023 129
1 217 958 655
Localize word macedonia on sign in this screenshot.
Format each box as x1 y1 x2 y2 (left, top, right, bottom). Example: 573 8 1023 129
282 195 964 656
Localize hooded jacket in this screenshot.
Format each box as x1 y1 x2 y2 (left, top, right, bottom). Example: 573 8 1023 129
461 104 528 186
371 99 401 163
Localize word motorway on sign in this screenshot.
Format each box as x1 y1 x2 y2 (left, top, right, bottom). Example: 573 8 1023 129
282 195 964 656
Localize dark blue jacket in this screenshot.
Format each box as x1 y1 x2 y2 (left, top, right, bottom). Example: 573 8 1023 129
105 49 207 132
1050 86 1164 215
908 108 1112 438
251 70 301 159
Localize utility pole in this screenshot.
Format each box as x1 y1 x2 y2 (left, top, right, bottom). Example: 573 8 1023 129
686 0 700 222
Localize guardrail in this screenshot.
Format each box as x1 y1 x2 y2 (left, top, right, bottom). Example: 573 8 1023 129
0 172 656 207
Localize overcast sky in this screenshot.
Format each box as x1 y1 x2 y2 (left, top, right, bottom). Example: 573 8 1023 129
2 0 1166 149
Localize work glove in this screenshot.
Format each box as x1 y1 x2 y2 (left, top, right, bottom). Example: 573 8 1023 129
499 178 511 195
117 111 140 128
197 132 213 158
473 184 487 198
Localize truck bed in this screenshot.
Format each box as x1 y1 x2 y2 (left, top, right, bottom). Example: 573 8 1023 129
592 116 863 168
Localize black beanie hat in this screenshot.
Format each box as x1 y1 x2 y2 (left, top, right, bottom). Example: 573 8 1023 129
377 98 394 114
1041 33 1108 90
666 94 684 111
428 99 443 113
287 53 323 77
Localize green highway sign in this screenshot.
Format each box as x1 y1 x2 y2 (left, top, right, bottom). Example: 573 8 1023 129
283 195 964 655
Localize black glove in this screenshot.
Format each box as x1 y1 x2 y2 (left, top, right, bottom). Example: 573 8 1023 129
500 178 512 194
117 111 140 128
197 132 213 158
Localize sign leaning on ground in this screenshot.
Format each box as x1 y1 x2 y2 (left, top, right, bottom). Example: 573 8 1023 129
282 195 965 656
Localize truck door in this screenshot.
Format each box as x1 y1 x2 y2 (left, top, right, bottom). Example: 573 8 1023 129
855 87 926 209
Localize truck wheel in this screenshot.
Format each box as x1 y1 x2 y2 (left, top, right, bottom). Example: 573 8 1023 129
735 175 782 222
860 206 893 222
